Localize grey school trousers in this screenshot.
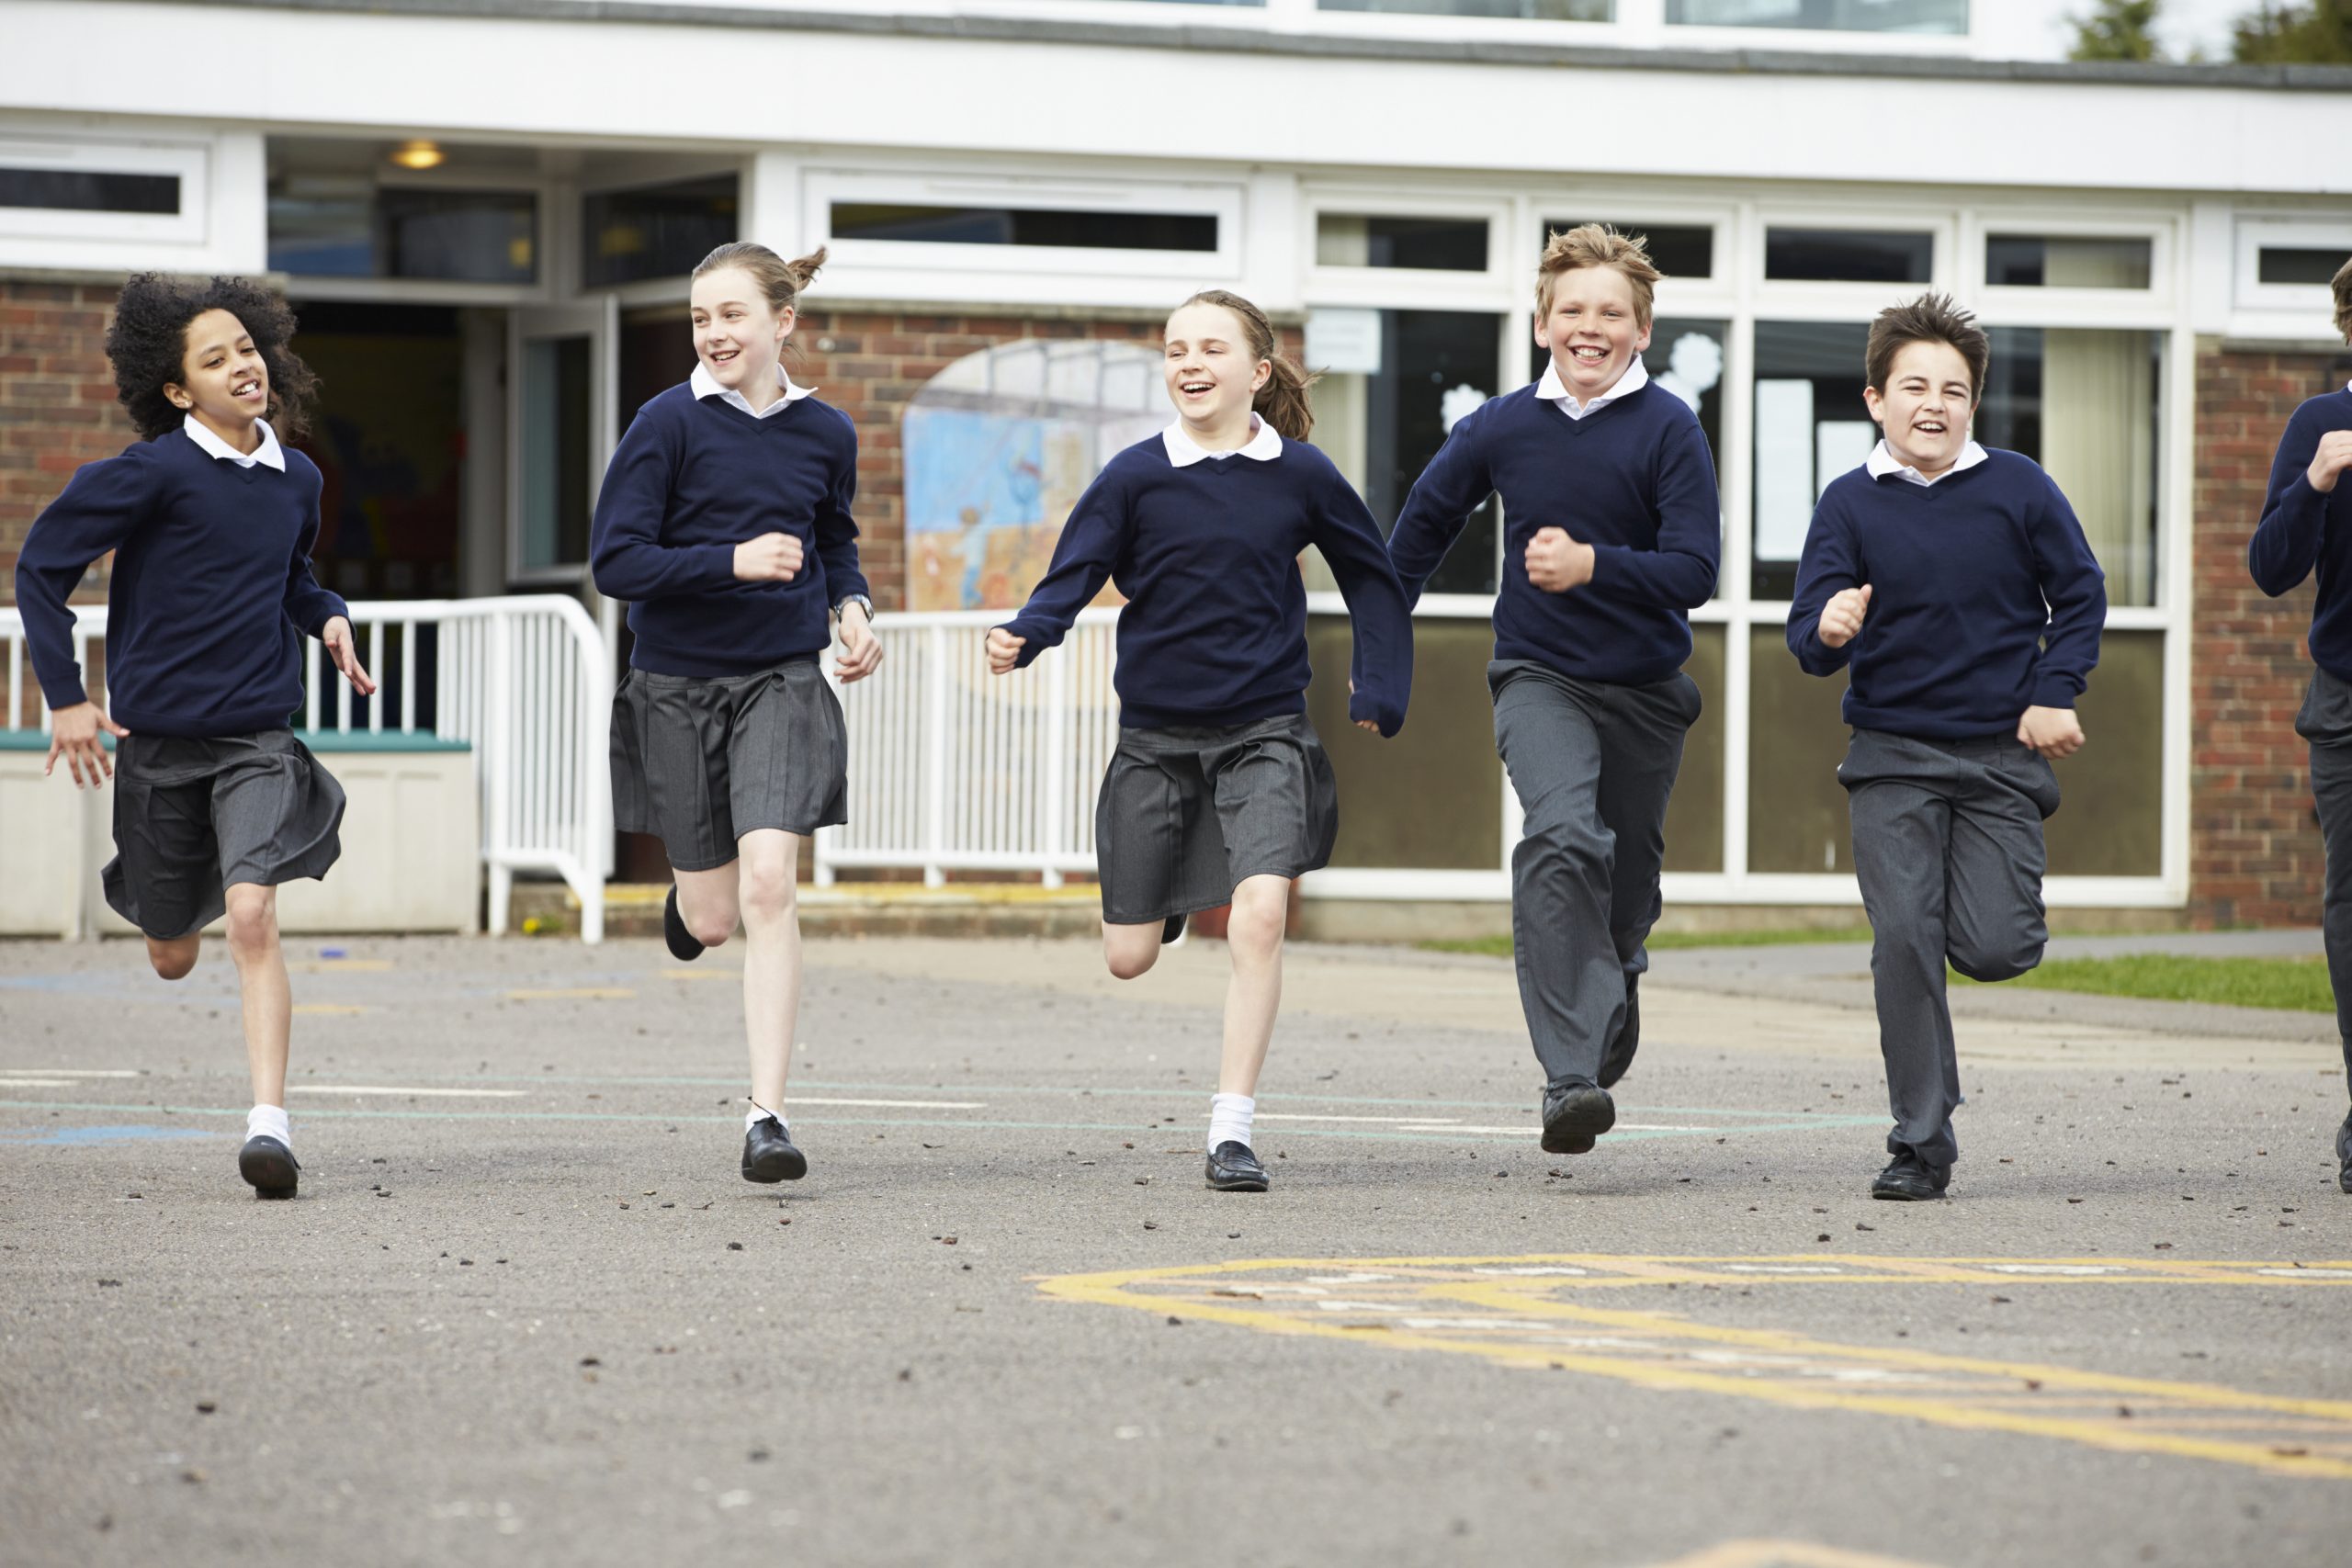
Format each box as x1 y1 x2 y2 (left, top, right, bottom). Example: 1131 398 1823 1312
1490 660 1702 1089
2294 669 2352 1100
1842 728 2061 1169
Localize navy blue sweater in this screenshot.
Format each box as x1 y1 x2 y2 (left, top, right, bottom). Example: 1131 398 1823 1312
1786 451 2108 739
14 431 346 738
590 384 870 677
997 434 1413 735
1386 381 1721 686
2247 388 2352 682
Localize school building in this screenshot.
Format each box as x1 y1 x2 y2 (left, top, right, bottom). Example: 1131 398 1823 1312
2 0 2348 936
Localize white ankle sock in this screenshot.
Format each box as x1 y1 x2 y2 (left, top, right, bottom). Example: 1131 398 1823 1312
1208 1093 1255 1151
247 1104 290 1147
746 1104 787 1134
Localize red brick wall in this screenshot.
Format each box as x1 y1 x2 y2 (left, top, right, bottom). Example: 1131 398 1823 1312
0 280 132 597
2188 340 2352 928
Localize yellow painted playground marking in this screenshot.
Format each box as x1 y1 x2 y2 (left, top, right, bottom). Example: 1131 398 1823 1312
1645 1542 1939 1568
1036 1255 2352 1482
291 1003 372 1016
503 987 636 1001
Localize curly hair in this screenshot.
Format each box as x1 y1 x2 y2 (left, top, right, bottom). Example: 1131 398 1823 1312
105 273 320 442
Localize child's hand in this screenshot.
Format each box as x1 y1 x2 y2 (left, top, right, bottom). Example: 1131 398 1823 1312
1525 527 1596 593
834 602 883 684
734 532 804 581
1816 584 1872 649
2018 705 2085 760
322 615 378 697
986 627 1025 676
2310 432 2352 494
47 701 129 788
1350 678 1378 733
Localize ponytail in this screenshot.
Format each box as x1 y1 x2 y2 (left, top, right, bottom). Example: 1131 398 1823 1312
1177 288 1319 443
694 241 828 314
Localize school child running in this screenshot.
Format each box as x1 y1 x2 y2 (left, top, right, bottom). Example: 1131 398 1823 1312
1788 293 2106 1201
589 243 882 1186
987 290 1412 1192
15 274 374 1199
1386 225 1720 1159
2246 254 2352 1194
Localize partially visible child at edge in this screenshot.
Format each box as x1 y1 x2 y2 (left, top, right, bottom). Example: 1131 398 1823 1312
15 274 375 1199
2245 253 2352 1196
1385 224 1720 1162
1788 292 2105 1201
589 243 882 1188
987 289 1413 1193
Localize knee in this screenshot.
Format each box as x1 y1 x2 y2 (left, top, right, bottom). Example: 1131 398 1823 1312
736 862 797 928
147 939 198 981
1950 933 2042 984
1519 810 1610 874
223 891 277 957
1225 888 1288 962
1105 942 1158 982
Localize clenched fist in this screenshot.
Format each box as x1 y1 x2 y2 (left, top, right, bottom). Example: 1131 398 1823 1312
2310 431 2352 495
1525 526 1596 593
986 626 1026 675
1817 583 1872 649
733 532 803 581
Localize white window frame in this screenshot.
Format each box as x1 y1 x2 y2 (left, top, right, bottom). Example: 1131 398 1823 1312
273 166 557 308
807 169 1244 285
1965 209 2179 327
2233 215 2352 315
1302 189 1517 313
0 133 207 245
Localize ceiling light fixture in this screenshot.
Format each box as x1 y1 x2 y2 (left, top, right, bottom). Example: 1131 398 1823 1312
390 140 445 171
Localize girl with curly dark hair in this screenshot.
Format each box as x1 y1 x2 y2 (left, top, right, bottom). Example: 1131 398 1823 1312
14 273 375 1199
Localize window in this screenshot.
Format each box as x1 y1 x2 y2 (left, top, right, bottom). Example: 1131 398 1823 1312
830 203 1217 253
1319 0 1609 17
1766 228 1933 284
1668 0 1966 31
1317 213 1488 273
269 180 537 284
1750 320 1874 600
0 167 178 214
517 335 591 574
1985 234 2153 290
584 175 740 288
1543 220 1713 280
2258 247 2348 287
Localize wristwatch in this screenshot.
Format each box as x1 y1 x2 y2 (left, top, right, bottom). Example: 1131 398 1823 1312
835 593 874 620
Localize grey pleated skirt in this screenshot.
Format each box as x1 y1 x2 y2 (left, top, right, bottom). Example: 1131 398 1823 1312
611 656 849 872
105 729 346 940
1094 711 1339 926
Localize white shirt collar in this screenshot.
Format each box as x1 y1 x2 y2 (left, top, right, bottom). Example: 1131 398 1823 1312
1536 354 1649 421
1867 438 1989 487
690 361 816 419
181 412 285 471
1162 413 1283 468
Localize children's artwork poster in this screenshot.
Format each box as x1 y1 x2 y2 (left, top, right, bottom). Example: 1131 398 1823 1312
904 405 1159 613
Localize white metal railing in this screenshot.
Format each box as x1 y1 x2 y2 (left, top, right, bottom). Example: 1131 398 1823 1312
2 594 611 942
817 607 1121 888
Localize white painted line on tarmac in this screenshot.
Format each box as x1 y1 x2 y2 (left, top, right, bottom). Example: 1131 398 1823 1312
789 1097 990 1111
0 1078 75 1089
288 1086 530 1098
0 1069 139 1078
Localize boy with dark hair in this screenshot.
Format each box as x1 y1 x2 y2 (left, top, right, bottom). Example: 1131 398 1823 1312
2246 254 2352 1194
1788 291 2106 1201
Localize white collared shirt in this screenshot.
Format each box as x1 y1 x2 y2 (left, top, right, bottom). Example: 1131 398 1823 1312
181 412 286 472
1162 412 1283 468
1867 438 1989 488
690 361 816 419
1536 354 1650 421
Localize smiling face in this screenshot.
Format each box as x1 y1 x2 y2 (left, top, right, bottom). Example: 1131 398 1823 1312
1535 265 1652 404
165 308 270 444
690 266 792 396
1864 338 1977 478
1162 301 1270 436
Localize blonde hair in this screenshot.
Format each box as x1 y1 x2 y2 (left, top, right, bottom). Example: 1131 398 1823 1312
1536 224 1663 329
693 241 827 314
2334 254 2352 344
1175 289 1319 443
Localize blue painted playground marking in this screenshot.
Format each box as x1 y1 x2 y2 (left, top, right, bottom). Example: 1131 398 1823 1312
0 1123 217 1147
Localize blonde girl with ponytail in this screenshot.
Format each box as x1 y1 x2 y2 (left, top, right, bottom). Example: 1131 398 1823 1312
987 289 1415 1192
591 241 881 1187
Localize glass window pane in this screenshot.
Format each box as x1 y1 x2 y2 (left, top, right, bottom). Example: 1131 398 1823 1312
1306 309 1502 597
1544 220 1713 280
830 203 1216 252
0 167 179 214
1310 615 1502 871
1317 213 1489 272
1669 0 1965 31
1747 624 1854 874
1750 319 1874 601
519 335 591 573
1665 624 1726 873
1977 327 2162 608
2258 247 2349 287
585 175 741 288
1765 227 1933 284
1985 235 2153 289
379 189 537 284
2047 629 2162 876
1321 0 1609 16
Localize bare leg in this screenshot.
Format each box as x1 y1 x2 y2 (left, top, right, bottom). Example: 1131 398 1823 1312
1103 919 1164 981
145 933 200 982
673 860 741 950
222 884 290 1108
735 829 802 1114
1217 874 1290 1098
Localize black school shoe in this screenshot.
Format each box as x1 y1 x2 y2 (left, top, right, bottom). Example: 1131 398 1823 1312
741 1116 808 1183
238 1134 299 1199
1163 912 1188 948
2336 1114 2351 1195
1205 1141 1269 1191
1598 976 1641 1089
663 886 705 963
1540 1081 1616 1155
1871 1152 1951 1201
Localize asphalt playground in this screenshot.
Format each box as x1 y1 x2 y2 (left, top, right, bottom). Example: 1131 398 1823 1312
1 930 2347 1567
